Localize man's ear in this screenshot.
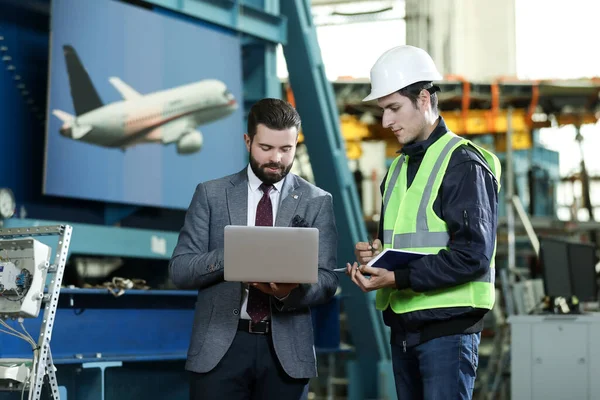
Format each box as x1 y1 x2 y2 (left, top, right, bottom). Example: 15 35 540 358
417 89 431 112
419 89 431 109
244 133 251 151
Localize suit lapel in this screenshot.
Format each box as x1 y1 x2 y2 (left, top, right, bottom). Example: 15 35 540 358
275 174 302 227
226 169 248 225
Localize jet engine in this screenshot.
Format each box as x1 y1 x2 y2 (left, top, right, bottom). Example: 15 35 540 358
176 129 203 154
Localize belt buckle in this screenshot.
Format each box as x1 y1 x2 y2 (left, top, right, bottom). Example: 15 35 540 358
249 321 268 334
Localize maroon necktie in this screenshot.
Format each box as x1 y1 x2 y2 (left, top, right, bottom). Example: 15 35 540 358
246 183 273 323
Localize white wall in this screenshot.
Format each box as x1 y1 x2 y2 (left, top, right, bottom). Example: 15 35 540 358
277 18 406 80
515 0 600 80
404 0 517 80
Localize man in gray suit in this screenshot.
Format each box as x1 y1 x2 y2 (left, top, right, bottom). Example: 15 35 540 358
169 98 339 400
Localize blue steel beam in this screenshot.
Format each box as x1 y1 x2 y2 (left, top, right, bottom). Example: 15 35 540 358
145 0 287 45
104 204 139 225
242 39 281 112
280 0 392 397
3 218 179 259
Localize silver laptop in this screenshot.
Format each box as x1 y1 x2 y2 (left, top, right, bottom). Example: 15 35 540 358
224 225 319 284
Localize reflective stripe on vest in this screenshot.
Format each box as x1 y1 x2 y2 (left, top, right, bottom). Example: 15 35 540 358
376 132 500 314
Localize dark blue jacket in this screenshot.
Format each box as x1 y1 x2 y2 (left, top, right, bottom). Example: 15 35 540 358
378 117 499 348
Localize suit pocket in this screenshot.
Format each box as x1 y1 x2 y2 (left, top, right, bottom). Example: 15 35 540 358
187 303 215 357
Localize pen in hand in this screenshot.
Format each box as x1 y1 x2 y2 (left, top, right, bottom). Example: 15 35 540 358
333 238 379 272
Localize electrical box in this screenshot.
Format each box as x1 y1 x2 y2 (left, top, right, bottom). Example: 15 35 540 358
0 238 52 318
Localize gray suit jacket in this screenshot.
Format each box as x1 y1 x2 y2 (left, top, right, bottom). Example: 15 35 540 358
169 167 339 379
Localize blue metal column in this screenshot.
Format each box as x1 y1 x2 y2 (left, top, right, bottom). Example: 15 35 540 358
245 0 281 102
242 38 281 111
280 1 393 398
240 0 282 162
82 362 123 400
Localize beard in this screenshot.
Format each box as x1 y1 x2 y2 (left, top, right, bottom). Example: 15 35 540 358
249 152 293 185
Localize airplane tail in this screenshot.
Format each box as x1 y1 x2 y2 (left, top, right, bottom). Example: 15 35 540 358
52 109 74 123
62 45 104 116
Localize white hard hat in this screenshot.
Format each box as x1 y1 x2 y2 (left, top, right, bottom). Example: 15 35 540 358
362 45 443 102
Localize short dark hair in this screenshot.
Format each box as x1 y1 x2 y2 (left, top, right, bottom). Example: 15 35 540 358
398 81 439 115
247 98 301 140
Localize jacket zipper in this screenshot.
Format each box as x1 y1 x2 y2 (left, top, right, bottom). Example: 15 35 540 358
403 340 407 353
463 210 471 245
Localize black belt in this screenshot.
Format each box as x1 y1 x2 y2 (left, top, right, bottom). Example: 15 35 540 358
238 319 271 334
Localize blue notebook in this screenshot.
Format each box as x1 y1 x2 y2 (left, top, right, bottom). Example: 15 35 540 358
366 248 427 271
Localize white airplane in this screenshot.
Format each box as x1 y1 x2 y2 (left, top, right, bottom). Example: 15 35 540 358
52 45 238 154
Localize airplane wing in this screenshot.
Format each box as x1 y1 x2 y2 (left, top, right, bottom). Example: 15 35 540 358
161 118 190 144
108 77 142 100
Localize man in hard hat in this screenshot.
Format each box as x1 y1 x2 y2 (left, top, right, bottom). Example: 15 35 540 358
346 45 501 399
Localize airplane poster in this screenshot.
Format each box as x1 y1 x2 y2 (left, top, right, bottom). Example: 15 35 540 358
43 0 246 210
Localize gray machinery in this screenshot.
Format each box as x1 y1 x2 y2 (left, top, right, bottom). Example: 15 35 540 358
0 225 73 400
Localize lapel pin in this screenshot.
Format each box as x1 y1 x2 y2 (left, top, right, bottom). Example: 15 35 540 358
293 194 298 199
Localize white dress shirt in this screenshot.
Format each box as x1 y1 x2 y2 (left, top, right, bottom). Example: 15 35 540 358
240 164 285 321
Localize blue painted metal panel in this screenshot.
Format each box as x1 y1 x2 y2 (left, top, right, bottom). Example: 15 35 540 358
280 0 391 397
103 204 139 225
0 289 196 363
146 0 287 45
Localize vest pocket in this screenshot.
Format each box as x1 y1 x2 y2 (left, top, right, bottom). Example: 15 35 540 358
463 210 472 246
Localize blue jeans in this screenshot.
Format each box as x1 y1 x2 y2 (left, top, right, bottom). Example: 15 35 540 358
391 333 480 400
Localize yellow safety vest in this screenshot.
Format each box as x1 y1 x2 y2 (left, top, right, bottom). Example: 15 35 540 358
375 131 502 314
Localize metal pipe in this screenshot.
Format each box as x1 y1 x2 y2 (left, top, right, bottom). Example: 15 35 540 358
576 125 598 246
512 194 540 256
506 107 517 282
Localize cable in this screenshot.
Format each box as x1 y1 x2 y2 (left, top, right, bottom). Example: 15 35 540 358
18 318 36 344
0 327 34 344
0 319 38 399
0 320 36 347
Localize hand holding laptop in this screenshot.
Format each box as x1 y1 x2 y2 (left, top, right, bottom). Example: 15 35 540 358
248 282 299 299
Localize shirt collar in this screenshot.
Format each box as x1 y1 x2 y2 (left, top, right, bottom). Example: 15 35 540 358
397 116 449 158
246 164 284 193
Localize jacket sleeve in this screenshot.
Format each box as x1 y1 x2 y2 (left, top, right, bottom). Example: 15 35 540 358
274 193 339 311
168 183 225 290
394 156 499 292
